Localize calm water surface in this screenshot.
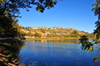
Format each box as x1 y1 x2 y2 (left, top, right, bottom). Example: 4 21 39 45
18 39 100 66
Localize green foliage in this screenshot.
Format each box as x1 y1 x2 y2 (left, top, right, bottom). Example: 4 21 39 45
92 0 100 41
19 31 26 36
31 33 35 36
92 0 100 16
79 35 94 53
63 35 68 38
8 54 12 57
38 34 42 38
0 0 61 38
0 11 20 38
35 39 79 43
0 0 61 18
71 30 78 34
34 33 42 38
0 0 6 6
41 29 45 33
12 58 14 60
93 55 99 62
94 21 100 42
34 33 38 37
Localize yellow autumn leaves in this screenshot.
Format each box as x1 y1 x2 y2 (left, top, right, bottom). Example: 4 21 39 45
87 46 93 53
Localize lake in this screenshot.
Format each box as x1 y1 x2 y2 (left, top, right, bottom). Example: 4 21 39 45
18 39 100 66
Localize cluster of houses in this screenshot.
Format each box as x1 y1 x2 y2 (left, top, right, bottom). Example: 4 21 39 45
20 26 87 38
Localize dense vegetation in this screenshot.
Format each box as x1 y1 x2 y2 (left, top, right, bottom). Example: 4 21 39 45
0 10 20 38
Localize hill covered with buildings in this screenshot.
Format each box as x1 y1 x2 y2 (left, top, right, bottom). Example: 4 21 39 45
19 26 95 38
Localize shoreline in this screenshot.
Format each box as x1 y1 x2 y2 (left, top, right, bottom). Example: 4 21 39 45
0 39 26 66
25 38 95 41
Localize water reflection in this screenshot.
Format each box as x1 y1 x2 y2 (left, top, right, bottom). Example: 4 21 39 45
79 35 100 63
18 39 100 66
93 55 99 62
33 39 79 43
1 38 99 66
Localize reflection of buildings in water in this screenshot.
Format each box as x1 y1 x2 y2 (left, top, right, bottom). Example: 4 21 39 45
32 40 35 42
41 40 47 43
34 39 79 43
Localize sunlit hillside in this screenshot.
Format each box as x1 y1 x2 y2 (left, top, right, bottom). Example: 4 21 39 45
19 26 95 38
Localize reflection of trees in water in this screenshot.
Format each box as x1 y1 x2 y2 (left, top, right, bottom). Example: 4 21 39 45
93 55 99 62
79 35 93 52
0 39 25 64
35 39 79 43
79 35 99 62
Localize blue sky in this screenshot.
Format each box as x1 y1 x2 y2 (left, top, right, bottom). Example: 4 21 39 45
18 0 97 33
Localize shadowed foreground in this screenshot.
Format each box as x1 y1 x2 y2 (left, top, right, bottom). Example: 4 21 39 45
0 39 26 66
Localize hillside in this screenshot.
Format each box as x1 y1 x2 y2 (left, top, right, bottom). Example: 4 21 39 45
19 26 95 38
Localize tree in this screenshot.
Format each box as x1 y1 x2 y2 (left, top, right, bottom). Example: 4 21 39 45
94 21 100 41
34 33 38 38
34 33 41 38
63 35 67 38
92 0 100 42
41 29 45 33
69 30 79 38
25 32 29 36
31 33 35 36
19 31 26 36
0 0 61 38
47 34 50 37
38 33 42 38
0 0 61 17
0 10 20 38
71 30 79 34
